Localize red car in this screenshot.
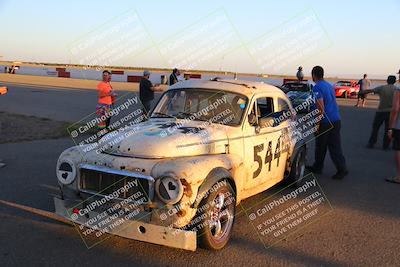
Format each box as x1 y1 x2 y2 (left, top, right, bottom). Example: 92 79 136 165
334 80 359 98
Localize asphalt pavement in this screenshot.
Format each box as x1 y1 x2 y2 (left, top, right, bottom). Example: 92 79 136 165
0 84 399 267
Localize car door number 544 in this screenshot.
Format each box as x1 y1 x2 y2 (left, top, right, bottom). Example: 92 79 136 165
253 135 289 178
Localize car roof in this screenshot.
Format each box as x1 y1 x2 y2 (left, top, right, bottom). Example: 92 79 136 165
168 78 285 98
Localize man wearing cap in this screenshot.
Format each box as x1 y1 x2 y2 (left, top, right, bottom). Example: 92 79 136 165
387 70 400 184
139 70 162 113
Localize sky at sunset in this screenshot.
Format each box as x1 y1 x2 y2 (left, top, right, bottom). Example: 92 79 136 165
1 0 399 78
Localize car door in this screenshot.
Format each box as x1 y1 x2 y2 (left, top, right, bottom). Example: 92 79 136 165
243 94 285 191
273 97 293 179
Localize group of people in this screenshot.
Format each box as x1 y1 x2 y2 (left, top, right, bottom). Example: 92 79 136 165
304 66 400 183
360 70 400 184
95 68 182 130
95 65 400 184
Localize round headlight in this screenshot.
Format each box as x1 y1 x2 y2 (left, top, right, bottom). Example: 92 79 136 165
155 176 183 204
56 159 76 185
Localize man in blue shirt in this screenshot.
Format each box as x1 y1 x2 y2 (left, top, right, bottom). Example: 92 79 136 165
307 66 348 179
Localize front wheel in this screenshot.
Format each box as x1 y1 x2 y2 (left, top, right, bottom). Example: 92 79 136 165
195 180 236 250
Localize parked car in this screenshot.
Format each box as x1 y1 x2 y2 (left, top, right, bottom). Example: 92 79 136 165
280 80 315 113
54 79 306 251
334 80 359 98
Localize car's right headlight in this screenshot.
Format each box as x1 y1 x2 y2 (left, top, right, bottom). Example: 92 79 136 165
155 176 183 204
56 159 77 185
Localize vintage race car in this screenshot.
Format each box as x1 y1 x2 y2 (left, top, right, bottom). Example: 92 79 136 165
334 80 359 98
54 78 306 251
280 81 315 113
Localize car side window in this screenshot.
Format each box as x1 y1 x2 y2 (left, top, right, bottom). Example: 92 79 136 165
272 98 292 123
277 98 290 113
256 97 274 119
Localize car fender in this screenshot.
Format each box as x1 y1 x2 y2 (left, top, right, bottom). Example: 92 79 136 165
151 154 245 207
286 138 307 176
192 167 237 209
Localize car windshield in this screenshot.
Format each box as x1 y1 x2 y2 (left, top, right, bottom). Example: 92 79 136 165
336 81 352 87
151 88 248 126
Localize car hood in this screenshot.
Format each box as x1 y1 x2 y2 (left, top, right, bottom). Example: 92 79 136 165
97 119 229 158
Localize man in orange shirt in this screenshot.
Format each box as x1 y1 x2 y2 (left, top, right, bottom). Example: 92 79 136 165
96 70 116 130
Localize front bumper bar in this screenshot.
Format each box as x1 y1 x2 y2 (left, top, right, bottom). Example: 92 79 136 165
54 197 197 251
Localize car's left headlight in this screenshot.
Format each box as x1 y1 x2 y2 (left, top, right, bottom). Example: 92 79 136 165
155 176 183 204
56 159 77 185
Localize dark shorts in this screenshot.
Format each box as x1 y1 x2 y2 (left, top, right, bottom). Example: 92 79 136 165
393 129 400 150
358 91 366 99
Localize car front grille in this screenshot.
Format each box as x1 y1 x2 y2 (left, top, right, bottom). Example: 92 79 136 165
78 164 153 201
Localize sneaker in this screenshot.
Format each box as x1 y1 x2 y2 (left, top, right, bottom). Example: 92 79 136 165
306 165 322 174
332 170 348 180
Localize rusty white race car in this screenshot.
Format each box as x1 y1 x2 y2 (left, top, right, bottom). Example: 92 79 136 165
54 78 306 251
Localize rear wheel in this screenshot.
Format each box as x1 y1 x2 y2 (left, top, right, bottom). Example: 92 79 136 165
195 180 236 250
288 146 306 186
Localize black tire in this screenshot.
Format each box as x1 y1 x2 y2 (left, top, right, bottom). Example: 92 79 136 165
195 180 236 250
288 146 306 186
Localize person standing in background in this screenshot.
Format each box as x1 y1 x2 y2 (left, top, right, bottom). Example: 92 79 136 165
306 66 348 180
355 74 371 107
363 75 396 149
387 70 400 184
139 70 162 113
169 68 180 86
296 66 304 81
96 70 116 131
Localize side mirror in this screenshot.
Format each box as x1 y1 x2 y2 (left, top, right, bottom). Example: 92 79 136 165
248 114 257 125
259 117 275 128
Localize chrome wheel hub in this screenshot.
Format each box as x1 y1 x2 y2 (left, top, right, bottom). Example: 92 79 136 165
209 193 234 240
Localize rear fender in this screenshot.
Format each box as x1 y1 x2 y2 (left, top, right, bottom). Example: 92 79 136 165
286 139 307 176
